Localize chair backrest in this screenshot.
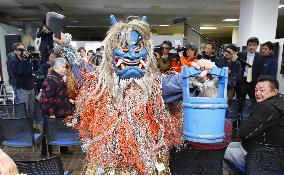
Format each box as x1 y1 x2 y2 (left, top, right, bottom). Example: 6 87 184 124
1 84 15 103
45 117 80 144
0 117 34 145
34 102 44 124
246 142 284 173
227 99 239 120
0 103 27 119
15 156 65 175
242 99 255 120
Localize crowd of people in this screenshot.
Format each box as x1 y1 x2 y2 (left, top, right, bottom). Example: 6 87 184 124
155 38 278 115
2 16 284 175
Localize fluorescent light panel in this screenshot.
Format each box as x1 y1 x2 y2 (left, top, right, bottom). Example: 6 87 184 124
222 19 239 22
200 26 217 30
279 5 284 8
159 24 170 26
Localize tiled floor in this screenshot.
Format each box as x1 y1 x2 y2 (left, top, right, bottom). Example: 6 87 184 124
3 146 85 175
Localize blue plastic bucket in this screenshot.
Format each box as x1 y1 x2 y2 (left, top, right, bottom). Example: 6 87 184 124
182 66 228 143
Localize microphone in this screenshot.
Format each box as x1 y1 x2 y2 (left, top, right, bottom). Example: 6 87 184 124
172 17 188 24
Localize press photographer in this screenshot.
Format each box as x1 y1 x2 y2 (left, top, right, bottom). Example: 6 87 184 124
9 43 35 117
179 44 200 69
36 20 54 64
154 40 175 72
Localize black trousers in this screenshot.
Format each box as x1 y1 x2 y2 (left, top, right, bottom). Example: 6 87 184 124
40 51 48 65
236 79 256 118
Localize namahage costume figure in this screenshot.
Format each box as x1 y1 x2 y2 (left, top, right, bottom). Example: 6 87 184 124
66 15 215 175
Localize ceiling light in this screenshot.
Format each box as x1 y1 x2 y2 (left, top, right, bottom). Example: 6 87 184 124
279 5 284 8
222 19 239 22
66 26 104 28
221 26 238 28
200 27 217 30
159 25 170 27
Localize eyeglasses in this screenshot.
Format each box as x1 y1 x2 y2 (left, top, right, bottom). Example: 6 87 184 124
17 48 26 52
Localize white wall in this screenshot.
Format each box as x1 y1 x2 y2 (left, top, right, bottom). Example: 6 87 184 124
238 0 279 47
0 23 22 83
232 28 239 45
70 41 103 52
151 35 184 48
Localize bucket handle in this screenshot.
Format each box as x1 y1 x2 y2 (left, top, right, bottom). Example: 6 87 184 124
182 66 228 101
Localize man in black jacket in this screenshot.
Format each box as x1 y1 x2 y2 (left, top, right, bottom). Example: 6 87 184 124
197 42 219 62
225 75 284 172
9 43 35 117
6 43 22 103
237 37 264 118
36 21 53 64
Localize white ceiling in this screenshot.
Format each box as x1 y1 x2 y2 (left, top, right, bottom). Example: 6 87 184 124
0 0 283 40
0 0 241 25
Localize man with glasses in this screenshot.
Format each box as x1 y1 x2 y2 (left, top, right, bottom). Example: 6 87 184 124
6 43 24 103
155 40 175 72
216 44 242 100
9 42 35 117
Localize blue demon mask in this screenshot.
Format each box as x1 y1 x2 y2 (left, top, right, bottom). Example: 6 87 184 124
111 15 148 79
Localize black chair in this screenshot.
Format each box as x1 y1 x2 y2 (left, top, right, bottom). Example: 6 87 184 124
15 156 71 175
170 146 226 175
224 159 245 175
0 103 27 119
0 117 42 151
246 142 284 174
34 102 44 125
44 117 80 156
242 99 255 120
227 99 239 120
227 99 240 140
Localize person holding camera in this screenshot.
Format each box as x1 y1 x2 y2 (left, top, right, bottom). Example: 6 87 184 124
216 44 242 100
155 40 175 73
179 44 199 68
36 20 54 65
197 42 219 62
6 43 23 103
9 42 35 117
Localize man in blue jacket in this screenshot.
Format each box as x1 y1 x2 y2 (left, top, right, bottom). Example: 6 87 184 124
260 41 277 78
9 43 35 117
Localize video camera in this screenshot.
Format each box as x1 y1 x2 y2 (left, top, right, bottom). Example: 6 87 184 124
153 46 163 53
153 45 188 58
174 46 187 57
153 45 174 53
174 46 187 52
